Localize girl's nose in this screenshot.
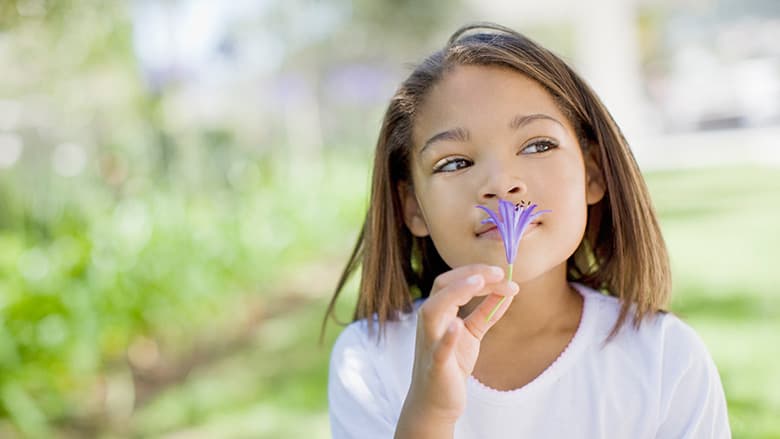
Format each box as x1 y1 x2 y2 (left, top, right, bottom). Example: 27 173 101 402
479 164 527 201
481 184 522 200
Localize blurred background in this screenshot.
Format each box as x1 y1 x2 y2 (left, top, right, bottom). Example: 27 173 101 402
0 0 778 437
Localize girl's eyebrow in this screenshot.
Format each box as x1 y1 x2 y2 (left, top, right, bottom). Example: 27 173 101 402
419 127 470 156
419 113 563 156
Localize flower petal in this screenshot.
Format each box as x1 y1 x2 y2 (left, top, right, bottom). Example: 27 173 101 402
476 200 551 264
476 205 501 227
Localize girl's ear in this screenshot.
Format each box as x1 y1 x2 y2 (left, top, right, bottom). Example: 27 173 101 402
398 181 430 237
585 149 606 205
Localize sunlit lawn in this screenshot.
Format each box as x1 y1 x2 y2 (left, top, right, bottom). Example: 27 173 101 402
647 166 780 438
122 165 779 438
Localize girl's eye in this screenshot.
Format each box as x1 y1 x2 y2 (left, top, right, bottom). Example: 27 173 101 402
433 157 472 173
521 139 558 154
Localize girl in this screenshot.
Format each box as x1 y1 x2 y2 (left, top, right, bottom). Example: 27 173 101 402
323 23 730 438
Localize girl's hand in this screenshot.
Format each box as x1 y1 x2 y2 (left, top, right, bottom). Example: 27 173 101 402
400 264 519 425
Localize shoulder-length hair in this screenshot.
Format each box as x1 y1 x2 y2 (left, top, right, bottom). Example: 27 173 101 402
321 22 670 343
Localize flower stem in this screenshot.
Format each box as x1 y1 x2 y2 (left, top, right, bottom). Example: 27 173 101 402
485 264 513 323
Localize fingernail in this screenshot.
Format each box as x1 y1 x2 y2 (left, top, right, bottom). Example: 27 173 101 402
490 266 504 277
509 282 520 294
466 274 482 285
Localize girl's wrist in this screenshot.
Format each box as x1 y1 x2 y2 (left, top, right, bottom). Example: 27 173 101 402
396 401 457 439
399 391 460 428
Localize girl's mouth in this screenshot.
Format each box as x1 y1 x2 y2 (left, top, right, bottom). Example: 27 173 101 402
476 222 540 240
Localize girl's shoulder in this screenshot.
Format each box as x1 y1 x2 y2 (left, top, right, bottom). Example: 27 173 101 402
330 299 422 357
328 301 421 420
574 282 716 367
574 284 730 436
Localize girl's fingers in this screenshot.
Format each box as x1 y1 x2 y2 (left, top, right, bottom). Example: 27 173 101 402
432 318 462 365
420 276 519 336
462 293 516 341
428 264 505 297
424 275 518 317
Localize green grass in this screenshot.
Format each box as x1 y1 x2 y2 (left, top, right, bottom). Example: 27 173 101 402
646 166 780 438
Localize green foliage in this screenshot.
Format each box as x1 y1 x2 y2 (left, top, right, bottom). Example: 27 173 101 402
0 151 369 435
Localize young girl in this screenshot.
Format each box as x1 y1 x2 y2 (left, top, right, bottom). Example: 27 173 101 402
323 23 730 438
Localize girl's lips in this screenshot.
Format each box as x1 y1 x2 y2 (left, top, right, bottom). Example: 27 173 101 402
476 222 540 240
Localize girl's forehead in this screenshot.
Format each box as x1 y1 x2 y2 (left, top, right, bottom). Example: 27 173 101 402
425 65 560 116
413 65 572 143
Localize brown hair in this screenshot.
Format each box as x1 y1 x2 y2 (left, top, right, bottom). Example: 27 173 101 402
321 22 670 343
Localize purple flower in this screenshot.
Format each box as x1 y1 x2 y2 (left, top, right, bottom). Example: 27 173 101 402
476 199 550 323
476 199 551 265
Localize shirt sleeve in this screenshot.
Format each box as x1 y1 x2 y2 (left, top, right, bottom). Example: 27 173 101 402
328 322 397 438
655 316 731 438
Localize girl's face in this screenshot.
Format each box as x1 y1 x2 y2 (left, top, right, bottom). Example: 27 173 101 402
400 65 605 282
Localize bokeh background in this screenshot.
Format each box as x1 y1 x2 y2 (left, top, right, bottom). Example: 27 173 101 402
1 0 779 437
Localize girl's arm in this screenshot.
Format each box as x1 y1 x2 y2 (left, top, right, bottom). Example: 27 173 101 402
393 264 519 438
393 327 465 439
394 399 456 438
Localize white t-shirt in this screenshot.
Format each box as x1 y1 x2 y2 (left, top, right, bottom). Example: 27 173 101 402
328 282 731 438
